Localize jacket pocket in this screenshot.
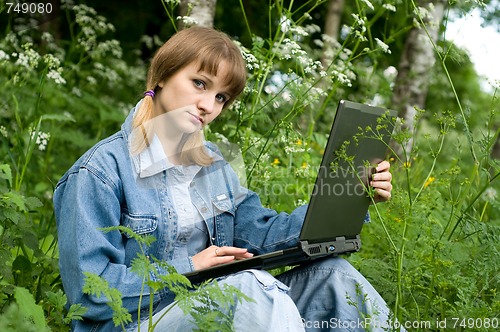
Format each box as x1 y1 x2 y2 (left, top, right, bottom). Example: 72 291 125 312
122 213 158 237
212 193 235 216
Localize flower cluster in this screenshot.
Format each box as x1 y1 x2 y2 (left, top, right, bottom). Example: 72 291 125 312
30 130 51 151
0 126 7 138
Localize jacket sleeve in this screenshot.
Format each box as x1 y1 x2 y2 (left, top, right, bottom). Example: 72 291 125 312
53 164 166 321
223 163 308 254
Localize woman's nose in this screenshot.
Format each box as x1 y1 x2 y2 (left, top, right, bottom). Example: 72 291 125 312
197 94 215 114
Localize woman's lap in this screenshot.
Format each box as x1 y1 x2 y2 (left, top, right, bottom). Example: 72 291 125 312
137 269 304 331
133 257 398 331
277 257 396 331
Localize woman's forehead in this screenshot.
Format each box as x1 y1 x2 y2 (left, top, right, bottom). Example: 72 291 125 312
194 60 233 86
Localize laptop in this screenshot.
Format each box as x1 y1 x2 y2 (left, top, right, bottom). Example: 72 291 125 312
185 100 398 283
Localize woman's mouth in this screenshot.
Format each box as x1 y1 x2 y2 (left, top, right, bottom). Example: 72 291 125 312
188 112 204 124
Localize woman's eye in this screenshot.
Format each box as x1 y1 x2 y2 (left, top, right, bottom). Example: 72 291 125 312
216 94 228 103
193 79 205 89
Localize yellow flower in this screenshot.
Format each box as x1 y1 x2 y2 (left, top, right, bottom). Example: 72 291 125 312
296 139 303 146
272 158 280 166
403 161 411 169
301 162 308 169
424 176 435 188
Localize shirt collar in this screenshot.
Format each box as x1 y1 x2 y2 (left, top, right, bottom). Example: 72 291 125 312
125 99 224 178
133 134 174 178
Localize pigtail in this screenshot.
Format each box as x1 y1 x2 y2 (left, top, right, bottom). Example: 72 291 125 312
180 130 213 166
130 92 155 156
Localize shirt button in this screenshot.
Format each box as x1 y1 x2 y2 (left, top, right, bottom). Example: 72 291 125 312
201 206 208 213
190 181 195 187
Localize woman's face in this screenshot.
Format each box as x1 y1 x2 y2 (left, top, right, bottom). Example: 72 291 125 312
153 61 232 135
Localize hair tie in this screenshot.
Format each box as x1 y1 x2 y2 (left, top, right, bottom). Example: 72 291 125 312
144 90 155 98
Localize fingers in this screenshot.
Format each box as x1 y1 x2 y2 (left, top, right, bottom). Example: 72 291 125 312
376 160 390 173
192 245 253 270
370 161 393 202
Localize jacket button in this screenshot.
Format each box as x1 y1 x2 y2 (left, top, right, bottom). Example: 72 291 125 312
201 206 208 213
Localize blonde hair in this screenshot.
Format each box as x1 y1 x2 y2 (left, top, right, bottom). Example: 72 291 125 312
131 27 247 165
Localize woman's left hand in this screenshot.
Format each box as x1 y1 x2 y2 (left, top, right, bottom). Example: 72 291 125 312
370 160 393 203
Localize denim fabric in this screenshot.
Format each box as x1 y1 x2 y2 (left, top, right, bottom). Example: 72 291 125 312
137 270 304 332
277 257 403 331
134 258 403 332
53 101 307 331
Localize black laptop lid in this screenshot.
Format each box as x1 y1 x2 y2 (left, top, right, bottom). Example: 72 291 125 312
299 100 397 243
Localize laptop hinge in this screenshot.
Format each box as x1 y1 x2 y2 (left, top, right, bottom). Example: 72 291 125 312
300 235 361 258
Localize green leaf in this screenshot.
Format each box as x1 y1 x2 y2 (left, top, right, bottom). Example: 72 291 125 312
63 303 88 324
2 208 22 224
0 164 12 188
25 196 43 210
12 255 33 287
2 191 27 211
13 287 50 332
45 290 68 311
41 113 76 123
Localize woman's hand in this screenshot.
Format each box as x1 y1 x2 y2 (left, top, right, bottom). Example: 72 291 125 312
370 160 393 203
191 245 254 270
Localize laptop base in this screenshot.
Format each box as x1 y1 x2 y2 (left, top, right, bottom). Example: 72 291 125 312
185 236 361 284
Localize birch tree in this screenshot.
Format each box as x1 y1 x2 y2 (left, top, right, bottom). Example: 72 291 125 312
391 0 448 157
321 0 345 68
179 0 217 28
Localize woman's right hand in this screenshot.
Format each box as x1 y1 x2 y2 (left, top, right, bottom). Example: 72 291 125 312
191 245 254 270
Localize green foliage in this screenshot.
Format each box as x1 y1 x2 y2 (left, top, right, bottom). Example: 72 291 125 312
0 286 49 332
83 226 252 331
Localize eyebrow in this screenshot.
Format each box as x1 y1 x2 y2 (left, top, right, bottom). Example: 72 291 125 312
198 72 231 97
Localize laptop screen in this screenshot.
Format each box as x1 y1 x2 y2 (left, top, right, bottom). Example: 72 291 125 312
299 100 397 243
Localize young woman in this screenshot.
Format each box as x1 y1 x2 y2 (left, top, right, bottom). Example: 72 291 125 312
54 27 397 331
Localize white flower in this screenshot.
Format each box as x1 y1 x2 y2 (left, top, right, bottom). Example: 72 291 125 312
0 126 7 138
30 131 51 151
361 0 374 11
482 187 498 203
383 66 398 80
15 44 41 69
383 4 397 12
241 49 260 71
295 199 307 207
43 53 61 69
140 35 153 50
488 79 500 90
176 16 198 27
280 16 292 33
72 87 82 97
47 69 66 85
375 38 391 54
351 14 366 29
290 25 309 37
0 50 10 61
86 76 97 85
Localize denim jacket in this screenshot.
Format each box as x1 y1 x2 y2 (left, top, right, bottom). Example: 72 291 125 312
53 102 307 331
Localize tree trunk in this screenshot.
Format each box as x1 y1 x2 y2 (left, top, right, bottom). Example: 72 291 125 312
39 0 62 45
321 0 345 68
390 0 447 158
179 0 217 29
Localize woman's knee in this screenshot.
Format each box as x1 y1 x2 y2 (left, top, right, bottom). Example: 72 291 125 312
310 256 361 277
